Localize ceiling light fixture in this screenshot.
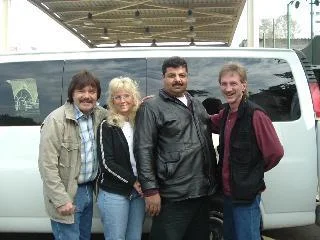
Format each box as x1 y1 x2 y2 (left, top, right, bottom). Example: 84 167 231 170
134 10 143 25
101 27 110 39
144 26 151 36
151 38 157 47
115 40 121 47
185 9 196 23
84 12 94 26
187 26 196 38
189 37 196 46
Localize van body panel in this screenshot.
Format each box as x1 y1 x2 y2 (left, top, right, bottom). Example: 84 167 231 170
0 47 317 232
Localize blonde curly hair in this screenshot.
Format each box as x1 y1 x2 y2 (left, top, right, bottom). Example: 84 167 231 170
106 77 141 127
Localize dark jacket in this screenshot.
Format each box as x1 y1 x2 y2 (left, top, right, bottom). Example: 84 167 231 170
134 89 217 201
218 99 266 203
97 120 137 197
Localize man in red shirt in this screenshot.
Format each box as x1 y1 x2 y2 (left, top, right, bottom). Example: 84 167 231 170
210 62 284 240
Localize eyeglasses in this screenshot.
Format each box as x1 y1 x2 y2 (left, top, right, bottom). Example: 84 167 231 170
113 94 131 101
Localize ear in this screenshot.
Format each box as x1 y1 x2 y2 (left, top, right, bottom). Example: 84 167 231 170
242 82 247 93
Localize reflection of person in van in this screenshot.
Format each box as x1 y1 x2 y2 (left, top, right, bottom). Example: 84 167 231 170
210 62 284 240
96 77 145 240
202 97 223 115
38 70 107 240
290 92 301 120
134 56 217 240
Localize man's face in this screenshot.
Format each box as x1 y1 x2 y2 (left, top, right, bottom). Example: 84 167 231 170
220 72 246 110
72 85 98 114
163 66 188 97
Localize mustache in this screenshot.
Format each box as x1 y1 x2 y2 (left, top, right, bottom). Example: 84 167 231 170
80 99 93 103
172 82 183 87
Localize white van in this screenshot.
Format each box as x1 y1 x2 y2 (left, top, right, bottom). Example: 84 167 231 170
0 47 319 239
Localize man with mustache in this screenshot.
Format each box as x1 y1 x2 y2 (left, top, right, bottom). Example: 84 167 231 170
210 62 284 240
38 70 107 240
134 56 217 240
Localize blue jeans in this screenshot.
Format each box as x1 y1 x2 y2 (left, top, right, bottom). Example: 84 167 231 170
97 189 145 240
223 194 261 240
51 183 94 240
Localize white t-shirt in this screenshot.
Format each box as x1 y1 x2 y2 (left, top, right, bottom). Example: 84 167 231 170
122 121 137 176
177 95 188 106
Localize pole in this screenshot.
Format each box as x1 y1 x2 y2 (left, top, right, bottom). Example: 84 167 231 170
247 0 254 47
287 2 291 48
311 0 314 40
273 18 276 48
311 0 314 65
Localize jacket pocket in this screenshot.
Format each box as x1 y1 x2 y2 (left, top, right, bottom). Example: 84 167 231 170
157 151 180 179
231 141 251 165
59 142 79 181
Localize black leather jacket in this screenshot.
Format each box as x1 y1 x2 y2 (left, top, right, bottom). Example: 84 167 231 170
134 90 217 201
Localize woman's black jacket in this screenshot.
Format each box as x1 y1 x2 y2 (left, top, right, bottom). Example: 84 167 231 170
96 120 136 197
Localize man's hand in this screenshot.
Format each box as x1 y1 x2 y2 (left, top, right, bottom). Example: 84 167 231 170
141 95 155 102
145 193 161 217
57 202 75 216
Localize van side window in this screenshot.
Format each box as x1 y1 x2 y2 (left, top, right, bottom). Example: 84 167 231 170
63 58 147 105
147 57 299 122
0 61 64 126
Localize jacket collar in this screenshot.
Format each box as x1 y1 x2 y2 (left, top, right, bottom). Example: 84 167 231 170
159 89 191 100
224 98 248 119
63 101 98 121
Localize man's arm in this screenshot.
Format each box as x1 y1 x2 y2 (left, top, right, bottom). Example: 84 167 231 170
38 117 72 210
210 109 224 134
134 102 161 216
253 110 284 171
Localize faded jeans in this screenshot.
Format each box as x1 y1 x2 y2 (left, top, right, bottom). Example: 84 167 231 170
97 189 145 240
223 194 261 240
51 183 94 240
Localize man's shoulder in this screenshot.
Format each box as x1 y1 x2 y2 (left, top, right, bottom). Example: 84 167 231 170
95 105 107 115
247 100 265 112
46 104 68 121
141 95 162 108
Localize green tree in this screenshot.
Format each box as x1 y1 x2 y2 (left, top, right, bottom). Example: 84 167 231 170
260 14 300 39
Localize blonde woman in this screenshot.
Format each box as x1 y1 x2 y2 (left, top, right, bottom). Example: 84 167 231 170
96 77 144 240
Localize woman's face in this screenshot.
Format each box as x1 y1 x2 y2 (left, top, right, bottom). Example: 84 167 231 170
112 89 135 117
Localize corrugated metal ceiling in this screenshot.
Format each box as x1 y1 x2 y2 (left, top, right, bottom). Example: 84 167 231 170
27 0 246 47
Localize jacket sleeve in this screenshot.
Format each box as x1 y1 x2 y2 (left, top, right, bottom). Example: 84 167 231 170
133 102 159 191
38 116 72 208
97 121 136 186
210 109 224 134
253 110 284 171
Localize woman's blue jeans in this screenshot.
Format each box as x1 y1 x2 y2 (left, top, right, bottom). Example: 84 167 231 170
223 194 261 240
97 189 145 240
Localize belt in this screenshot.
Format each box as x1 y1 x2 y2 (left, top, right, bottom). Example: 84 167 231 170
78 180 94 186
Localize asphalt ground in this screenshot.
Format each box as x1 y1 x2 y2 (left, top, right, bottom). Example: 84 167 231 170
1 225 320 239
262 224 320 240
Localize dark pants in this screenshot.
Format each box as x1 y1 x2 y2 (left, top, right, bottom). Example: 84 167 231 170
150 196 209 240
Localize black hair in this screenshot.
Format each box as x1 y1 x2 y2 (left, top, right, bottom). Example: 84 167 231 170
67 70 101 103
162 56 188 75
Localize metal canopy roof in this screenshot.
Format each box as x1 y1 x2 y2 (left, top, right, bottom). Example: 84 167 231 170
27 0 246 48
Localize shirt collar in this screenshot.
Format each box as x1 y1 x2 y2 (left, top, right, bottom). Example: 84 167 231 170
73 104 93 120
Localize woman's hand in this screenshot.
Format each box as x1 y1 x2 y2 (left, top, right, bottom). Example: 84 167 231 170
133 181 143 196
